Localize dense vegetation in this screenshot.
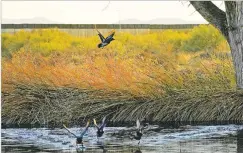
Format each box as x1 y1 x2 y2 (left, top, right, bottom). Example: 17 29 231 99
2 25 243 126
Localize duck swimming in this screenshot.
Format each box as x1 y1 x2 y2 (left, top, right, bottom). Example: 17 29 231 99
97 29 115 48
63 120 90 147
93 116 107 138
130 119 148 145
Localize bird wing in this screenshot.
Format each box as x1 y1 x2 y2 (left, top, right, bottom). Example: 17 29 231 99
102 116 106 125
93 118 99 129
80 120 90 137
105 30 115 41
99 116 107 130
136 119 141 129
97 30 106 42
63 124 78 138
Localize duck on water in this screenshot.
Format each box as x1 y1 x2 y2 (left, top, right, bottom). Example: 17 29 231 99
63 118 148 150
93 116 107 139
63 120 90 148
130 119 149 145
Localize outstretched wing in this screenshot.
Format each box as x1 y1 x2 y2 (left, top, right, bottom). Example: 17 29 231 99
93 118 99 129
136 119 141 129
99 116 107 130
80 120 90 137
63 124 78 138
97 30 105 42
105 30 115 41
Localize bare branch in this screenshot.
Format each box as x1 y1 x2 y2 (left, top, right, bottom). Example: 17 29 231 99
101 1 111 12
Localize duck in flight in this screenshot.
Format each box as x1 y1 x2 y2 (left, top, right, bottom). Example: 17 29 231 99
63 120 90 147
97 30 115 48
93 116 107 138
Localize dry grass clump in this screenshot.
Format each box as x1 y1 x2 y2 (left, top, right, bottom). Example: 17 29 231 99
2 84 135 126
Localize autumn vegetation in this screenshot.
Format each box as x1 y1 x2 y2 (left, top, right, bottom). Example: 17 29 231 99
2 25 243 126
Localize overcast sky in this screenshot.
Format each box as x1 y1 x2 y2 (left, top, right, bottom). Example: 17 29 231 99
2 1 225 24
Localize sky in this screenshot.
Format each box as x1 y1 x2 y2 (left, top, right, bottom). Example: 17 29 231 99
2 1 225 24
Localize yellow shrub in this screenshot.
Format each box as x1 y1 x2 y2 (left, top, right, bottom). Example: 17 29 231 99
2 27 234 97
181 25 225 52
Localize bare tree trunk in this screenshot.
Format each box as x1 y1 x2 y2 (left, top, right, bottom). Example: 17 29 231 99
190 1 243 89
225 2 243 89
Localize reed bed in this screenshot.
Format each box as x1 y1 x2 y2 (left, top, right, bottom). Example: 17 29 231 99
2 84 243 126
2 25 242 126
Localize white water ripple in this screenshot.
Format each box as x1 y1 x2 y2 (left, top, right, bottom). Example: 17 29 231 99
1 125 243 152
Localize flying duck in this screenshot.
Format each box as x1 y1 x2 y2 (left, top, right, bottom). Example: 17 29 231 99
93 116 107 138
63 120 90 147
97 30 115 48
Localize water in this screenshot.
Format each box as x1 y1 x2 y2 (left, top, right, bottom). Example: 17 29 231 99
2 125 243 153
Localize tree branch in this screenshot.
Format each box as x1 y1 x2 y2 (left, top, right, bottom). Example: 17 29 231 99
190 1 228 40
101 1 111 12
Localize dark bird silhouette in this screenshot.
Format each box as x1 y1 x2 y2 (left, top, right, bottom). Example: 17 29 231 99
93 116 107 138
63 120 90 147
130 119 148 145
97 30 115 48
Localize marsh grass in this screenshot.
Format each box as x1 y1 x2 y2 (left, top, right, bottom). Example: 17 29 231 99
2 25 242 125
2 84 243 126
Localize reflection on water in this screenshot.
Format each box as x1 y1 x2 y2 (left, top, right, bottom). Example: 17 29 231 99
1 125 243 153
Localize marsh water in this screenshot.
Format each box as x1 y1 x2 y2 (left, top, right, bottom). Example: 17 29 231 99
2 125 243 153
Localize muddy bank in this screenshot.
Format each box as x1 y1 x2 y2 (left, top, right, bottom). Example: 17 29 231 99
2 84 243 127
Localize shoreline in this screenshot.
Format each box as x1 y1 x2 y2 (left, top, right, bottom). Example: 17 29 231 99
2 121 243 129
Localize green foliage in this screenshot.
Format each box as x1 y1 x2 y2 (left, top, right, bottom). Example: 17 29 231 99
2 32 25 58
2 29 83 57
181 25 225 52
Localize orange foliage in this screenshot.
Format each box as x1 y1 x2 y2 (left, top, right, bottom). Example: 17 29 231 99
2 27 234 97
3 51 172 96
